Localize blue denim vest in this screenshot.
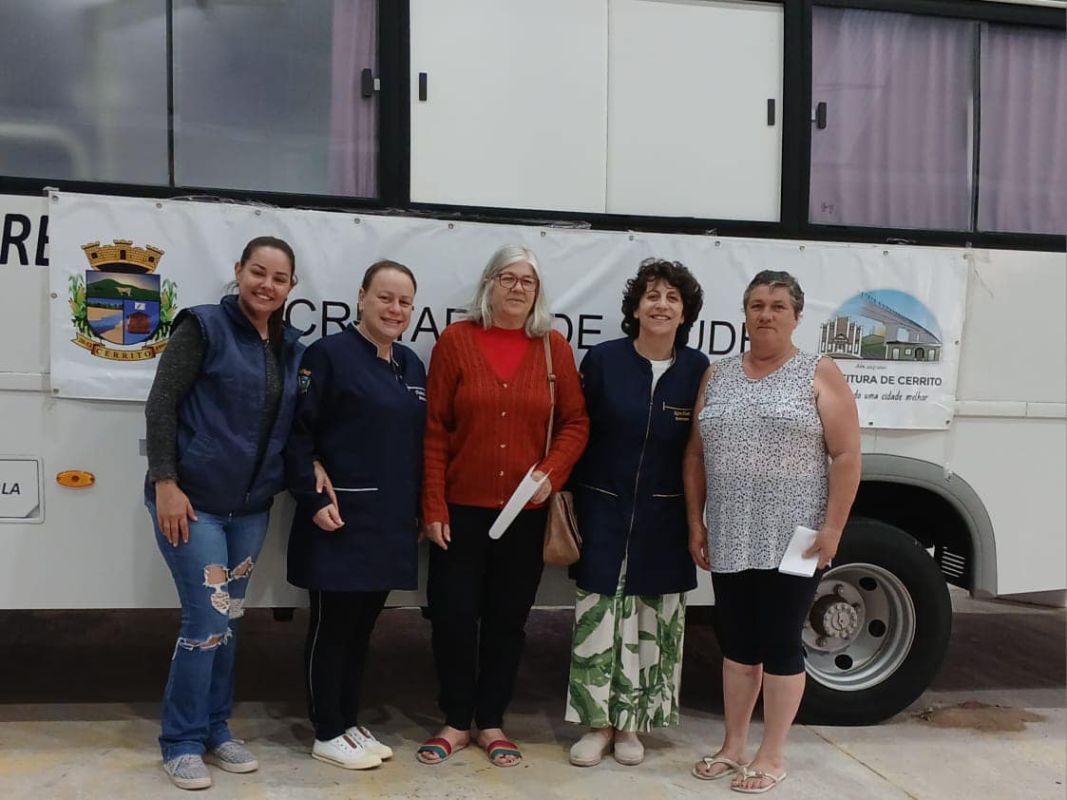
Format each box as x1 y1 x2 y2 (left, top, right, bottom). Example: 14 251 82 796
147 295 305 515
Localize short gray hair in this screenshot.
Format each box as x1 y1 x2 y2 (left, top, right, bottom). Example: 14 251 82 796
466 245 554 337
743 269 805 318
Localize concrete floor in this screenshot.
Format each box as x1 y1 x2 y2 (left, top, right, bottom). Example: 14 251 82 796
1 592 1064 799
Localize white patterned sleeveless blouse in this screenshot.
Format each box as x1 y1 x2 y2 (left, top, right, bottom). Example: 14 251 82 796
698 351 828 573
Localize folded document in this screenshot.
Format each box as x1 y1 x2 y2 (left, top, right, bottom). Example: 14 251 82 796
778 525 819 577
488 465 547 540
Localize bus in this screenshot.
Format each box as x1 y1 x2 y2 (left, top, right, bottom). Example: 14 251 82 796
0 0 1063 726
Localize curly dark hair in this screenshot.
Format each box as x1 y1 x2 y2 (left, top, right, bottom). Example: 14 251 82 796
620 258 704 347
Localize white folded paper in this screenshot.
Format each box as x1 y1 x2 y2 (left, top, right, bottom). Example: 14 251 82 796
778 525 819 577
488 465 547 540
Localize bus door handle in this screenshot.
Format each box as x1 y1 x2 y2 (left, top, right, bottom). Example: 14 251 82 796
418 72 428 101
815 102 828 129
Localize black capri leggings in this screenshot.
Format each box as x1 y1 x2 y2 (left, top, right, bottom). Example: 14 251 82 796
711 568 822 676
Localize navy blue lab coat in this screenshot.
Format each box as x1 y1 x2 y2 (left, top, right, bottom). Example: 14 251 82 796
144 296 305 515
569 338 708 596
285 325 426 592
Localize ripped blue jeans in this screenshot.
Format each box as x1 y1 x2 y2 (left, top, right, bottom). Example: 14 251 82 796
148 499 269 761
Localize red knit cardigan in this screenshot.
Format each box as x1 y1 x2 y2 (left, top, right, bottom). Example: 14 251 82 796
422 320 590 525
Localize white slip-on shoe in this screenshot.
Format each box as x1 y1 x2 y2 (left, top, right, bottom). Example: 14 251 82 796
204 739 259 773
163 754 212 790
312 733 383 770
569 729 614 767
346 725 394 760
613 731 644 766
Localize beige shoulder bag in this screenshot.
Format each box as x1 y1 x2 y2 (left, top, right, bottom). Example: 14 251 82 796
541 335 582 566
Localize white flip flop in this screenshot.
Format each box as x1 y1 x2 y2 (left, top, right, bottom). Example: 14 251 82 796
692 755 745 781
731 767 787 794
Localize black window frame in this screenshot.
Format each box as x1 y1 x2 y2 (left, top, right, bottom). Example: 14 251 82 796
800 0 1066 248
0 0 1062 252
0 0 405 210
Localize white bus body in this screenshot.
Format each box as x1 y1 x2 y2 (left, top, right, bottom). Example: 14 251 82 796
1 189 1063 723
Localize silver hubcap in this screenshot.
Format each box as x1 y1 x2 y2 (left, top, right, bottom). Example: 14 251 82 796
803 563 916 692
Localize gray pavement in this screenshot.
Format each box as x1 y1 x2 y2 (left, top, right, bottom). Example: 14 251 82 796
0 592 1063 799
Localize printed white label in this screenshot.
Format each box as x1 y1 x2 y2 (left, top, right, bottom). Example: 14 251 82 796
0 459 41 520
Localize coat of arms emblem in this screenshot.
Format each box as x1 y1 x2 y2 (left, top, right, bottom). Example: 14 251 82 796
68 240 178 361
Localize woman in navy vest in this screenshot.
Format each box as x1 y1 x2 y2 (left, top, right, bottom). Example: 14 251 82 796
565 259 707 768
284 261 426 771
144 236 304 790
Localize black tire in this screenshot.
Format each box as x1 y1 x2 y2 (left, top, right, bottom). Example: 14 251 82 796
797 517 952 725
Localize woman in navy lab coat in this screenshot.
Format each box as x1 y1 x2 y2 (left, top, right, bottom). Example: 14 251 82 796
565 258 707 768
285 260 426 771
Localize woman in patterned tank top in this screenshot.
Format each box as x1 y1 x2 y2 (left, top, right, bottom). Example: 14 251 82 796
682 270 860 793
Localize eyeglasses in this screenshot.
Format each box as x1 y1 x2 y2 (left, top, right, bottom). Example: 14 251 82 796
495 273 538 292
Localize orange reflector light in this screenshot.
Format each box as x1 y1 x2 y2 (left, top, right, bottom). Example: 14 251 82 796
57 470 95 488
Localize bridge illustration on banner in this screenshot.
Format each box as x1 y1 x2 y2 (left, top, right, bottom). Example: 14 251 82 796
820 290 943 362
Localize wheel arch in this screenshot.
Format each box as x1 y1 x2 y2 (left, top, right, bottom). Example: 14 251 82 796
856 454 997 598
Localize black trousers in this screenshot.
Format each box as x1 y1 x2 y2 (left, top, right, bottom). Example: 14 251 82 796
710 568 822 676
304 589 389 741
427 504 547 731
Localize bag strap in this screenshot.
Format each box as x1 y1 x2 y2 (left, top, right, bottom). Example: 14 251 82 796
543 334 556 459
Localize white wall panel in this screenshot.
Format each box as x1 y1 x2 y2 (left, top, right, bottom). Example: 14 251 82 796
956 250 1067 403
4 189 1063 607
0 196 49 378
410 0 608 213
875 418 1067 595
606 0 783 220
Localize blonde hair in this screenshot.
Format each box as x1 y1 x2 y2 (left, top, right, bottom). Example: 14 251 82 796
466 245 554 337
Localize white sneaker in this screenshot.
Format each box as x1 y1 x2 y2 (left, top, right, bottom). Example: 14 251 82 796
346 725 394 760
312 733 383 770
163 754 212 790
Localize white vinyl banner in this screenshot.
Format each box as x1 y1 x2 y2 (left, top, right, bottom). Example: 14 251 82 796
49 191 968 429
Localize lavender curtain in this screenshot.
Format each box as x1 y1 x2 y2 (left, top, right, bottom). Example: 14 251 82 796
329 0 378 197
810 8 975 230
978 24 1067 235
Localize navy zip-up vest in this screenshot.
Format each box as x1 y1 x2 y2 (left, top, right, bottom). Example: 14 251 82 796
146 295 305 515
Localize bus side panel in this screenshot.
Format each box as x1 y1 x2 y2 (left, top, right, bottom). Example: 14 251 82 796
952 417 1065 595
0 394 579 609
955 250 1066 404
873 248 1066 596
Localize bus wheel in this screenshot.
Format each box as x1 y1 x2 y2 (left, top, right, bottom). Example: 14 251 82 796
797 518 952 725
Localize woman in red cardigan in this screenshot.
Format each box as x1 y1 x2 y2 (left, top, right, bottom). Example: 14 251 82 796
418 244 589 768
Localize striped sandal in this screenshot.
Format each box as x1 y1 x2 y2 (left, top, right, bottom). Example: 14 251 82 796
484 739 522 767
415 736 465 765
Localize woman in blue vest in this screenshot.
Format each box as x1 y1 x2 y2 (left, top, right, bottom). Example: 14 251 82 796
144 236 304 790
285 260 426 771
565 258 707 768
